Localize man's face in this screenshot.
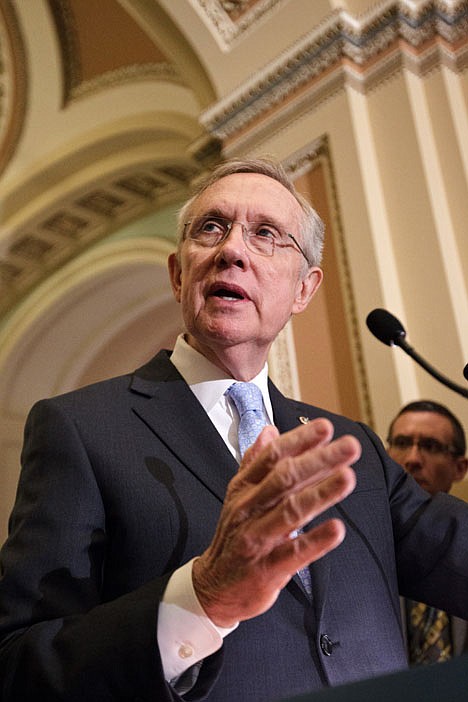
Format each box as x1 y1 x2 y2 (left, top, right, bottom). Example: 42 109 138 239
387 411 467 495
168 172 322 369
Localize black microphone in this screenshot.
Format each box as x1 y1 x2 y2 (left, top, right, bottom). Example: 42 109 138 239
366 308 468 399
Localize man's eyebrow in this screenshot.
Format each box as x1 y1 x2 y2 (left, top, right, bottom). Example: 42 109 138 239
393 433 446 441
199 207 225 216
196 207 286 225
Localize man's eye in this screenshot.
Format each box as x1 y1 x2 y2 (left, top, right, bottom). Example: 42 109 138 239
196 219 226 237
254 224 279 240
422 439 442 453
200 219 226 235
393 436 412 449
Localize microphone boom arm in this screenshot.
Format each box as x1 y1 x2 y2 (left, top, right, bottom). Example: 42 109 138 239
394 337 468 399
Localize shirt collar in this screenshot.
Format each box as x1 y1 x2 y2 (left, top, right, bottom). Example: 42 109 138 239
170 334 273 421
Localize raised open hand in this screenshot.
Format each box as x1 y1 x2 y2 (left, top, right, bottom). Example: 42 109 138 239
192 418 360 627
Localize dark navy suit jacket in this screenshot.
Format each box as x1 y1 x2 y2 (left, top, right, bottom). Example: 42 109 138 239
1 350 468 701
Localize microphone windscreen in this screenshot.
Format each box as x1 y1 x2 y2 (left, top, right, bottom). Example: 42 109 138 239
366 308 406 346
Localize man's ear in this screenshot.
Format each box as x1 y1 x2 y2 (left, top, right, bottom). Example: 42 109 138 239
292 267 323 315
168 252 182 303
454 456 468 483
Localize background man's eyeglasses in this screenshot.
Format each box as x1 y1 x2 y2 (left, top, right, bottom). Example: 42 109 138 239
388 435 458 456
184 216 309 264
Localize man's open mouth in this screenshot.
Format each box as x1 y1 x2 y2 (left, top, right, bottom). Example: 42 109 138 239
209 284 247 301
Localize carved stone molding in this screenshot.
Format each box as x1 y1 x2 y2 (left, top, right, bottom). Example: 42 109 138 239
69 62 185 101
201 1 468 143
0 162 200 315
194 0 284 47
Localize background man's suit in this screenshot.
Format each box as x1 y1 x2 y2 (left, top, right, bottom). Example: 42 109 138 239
2 350 468 701
451 618 468 656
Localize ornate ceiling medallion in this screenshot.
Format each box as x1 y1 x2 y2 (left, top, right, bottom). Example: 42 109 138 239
194 0 284 47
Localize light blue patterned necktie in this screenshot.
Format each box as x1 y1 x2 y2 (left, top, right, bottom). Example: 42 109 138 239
227 381 312 597
227 382 267 457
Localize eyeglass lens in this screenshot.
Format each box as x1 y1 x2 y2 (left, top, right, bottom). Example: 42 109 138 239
389 435 454 455
184 216 309 262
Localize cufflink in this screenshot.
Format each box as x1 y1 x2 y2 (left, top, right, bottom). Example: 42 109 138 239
178 643 194 659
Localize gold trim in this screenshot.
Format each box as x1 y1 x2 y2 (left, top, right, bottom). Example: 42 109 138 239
69 62 186 102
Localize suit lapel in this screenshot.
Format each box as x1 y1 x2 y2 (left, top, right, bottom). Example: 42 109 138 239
129 350 237 505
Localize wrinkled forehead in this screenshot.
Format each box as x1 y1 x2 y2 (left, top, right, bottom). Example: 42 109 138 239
190 172 303 224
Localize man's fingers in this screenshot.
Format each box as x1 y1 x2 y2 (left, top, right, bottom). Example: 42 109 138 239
234 465 356 560
233 433 360 519
238 418 335 481
269 517 347 580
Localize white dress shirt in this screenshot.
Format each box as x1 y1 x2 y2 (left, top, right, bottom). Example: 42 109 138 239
157 335 272 680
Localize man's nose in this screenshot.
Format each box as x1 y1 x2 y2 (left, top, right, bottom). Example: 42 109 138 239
404 443 424 469
224 221 247 246
215 222 249 265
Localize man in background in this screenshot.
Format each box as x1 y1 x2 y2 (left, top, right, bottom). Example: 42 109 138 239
387 400 468 665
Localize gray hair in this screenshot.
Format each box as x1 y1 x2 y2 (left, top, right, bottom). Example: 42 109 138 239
176 157 324 269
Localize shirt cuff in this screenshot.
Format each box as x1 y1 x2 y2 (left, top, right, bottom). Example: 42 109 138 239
157 558 239 680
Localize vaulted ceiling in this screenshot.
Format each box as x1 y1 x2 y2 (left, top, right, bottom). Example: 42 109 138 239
1 0 467 315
